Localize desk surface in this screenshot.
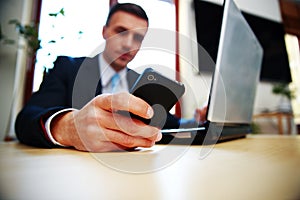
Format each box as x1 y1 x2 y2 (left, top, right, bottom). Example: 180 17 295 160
1 135 300 200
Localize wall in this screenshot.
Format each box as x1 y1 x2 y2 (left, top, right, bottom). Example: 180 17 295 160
0 1 22 140
179 0 296 134
0 0 33 140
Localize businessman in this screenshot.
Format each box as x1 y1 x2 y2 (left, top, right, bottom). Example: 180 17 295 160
15 3 206 152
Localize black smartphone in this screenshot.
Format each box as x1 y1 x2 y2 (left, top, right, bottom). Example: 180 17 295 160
127 68 185 128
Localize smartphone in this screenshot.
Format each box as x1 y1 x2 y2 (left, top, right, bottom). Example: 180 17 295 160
127 68 185 128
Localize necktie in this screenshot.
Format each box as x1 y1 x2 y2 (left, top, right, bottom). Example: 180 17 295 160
111 73 120 93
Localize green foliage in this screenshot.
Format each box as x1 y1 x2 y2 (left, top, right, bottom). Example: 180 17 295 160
8 19 41 55
48 8 65 17
3 7 84 63
272 83 296 100
250 122 261 134
2 8 66 55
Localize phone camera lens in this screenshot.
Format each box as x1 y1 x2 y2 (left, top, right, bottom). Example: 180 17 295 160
147 74 155 81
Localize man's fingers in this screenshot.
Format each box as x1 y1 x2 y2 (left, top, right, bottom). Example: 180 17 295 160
105 129 155 148
95 109 161 140
95 93 153 119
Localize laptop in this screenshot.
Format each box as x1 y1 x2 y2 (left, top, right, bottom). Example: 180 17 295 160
159 0 263 145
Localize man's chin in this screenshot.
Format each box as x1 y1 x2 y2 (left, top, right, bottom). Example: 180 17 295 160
117 57 133 67
111 60 129 71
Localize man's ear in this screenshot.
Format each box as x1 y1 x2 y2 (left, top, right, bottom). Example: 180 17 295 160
102 26 107 39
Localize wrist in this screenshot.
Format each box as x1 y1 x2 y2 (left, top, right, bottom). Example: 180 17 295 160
51 110 76 147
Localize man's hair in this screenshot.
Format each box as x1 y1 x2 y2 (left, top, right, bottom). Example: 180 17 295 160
105 3 149 26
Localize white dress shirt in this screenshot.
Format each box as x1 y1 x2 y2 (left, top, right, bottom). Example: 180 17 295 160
99 54 129 93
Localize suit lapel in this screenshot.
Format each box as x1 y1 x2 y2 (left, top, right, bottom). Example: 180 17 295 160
72 56 100 109
126 69 140 91
72 54 140 109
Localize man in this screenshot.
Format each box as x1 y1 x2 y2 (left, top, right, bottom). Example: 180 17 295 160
15 3 205 152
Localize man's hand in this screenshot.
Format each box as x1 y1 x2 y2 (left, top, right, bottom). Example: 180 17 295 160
51 92 162 152
194 105 208 123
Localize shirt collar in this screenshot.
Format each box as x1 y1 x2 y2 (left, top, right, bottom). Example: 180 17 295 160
99 54 128 88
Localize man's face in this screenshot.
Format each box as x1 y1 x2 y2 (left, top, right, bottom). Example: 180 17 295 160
102 11 148 71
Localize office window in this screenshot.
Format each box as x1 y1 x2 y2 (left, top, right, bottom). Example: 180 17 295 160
33 0 176 91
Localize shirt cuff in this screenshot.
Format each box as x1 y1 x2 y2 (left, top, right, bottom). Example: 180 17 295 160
45 108 76 147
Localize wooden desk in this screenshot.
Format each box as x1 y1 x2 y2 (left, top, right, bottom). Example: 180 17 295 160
254 112 294 135
0 135 300 200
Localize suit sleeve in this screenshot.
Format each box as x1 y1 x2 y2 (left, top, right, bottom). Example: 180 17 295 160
15 56 82 148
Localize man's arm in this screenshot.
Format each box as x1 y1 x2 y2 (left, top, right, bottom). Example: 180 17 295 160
15 106 64 148
15 56 82 148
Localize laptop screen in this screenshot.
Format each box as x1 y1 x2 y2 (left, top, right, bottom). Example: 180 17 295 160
207 0 263 124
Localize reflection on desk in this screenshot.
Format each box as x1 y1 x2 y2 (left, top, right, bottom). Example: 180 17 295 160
0 135 300 200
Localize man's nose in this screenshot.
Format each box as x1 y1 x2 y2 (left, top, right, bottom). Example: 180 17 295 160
122 34 134 50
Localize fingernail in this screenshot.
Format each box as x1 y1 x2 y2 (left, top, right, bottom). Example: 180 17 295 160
155 132 162 142
147 107 154 118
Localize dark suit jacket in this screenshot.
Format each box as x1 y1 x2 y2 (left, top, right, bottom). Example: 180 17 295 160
15 55 180 148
